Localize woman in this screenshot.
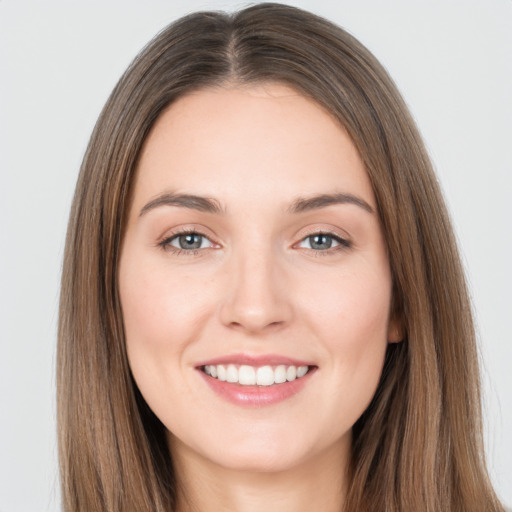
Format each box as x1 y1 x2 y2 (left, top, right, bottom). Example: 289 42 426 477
57 3 505 511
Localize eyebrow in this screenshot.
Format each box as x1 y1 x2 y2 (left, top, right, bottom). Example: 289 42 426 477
288 193 374 214
139 191 374 217
139 192 224 216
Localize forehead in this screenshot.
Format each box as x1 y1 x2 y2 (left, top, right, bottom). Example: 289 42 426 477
132 83 375 212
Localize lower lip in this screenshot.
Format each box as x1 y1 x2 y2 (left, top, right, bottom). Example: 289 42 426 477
198 369 315 407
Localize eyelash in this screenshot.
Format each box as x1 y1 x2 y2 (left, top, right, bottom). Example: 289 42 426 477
157 229 351 256
157 228 215 256
296 231 351 256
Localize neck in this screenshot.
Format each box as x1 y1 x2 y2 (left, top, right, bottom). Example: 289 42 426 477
170 436 350 512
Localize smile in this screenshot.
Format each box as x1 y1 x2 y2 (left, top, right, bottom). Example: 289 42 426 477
198 356 316 406
202 364 310 386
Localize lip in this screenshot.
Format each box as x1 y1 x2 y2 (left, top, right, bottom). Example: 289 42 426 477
196 353 314 367
196 353 317 407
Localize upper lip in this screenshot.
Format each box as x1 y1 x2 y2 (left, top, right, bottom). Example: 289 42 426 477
196 353 315 368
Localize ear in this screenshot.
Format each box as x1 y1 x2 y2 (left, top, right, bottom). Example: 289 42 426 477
387 312 404 343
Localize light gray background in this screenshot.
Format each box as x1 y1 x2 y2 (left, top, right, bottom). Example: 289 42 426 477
1 1 510 510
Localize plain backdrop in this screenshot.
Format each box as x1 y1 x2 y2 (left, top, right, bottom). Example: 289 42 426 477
1 1 511 510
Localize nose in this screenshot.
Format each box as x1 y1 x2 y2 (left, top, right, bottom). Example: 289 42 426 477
218 245 293 334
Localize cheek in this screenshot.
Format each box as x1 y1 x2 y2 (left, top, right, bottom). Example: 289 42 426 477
303 261 392 343
300 262 392 406
120 256 209 345
118 253 218 425
118 249 215 391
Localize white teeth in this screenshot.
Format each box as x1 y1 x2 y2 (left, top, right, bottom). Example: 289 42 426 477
256 366 274 386
203 363 311 386
217 364 227 381
239 365 256 385
297 365 308 378
274 365 287 384
226 364 238 383
286 365 297 381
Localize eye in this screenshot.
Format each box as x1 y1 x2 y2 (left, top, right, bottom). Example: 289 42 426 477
297 233 350 251
159 231 215 252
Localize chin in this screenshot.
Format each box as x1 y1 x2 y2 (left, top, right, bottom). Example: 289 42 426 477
202 426 337 474
209 444 306 474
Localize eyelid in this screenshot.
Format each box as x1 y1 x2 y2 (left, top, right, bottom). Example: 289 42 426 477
157 225 221 253
297 234 346 248
293 225 351 243
168 232 214 250
292 226 352 253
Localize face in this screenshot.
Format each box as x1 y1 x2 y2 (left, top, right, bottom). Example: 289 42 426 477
119 84 399 474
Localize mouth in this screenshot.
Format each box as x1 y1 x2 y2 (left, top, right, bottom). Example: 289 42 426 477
202 363 312 386
197 356 317 407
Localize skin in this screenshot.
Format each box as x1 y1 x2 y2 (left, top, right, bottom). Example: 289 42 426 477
119 83 401 512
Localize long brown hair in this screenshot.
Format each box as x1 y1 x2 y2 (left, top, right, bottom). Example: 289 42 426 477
58 3 504 511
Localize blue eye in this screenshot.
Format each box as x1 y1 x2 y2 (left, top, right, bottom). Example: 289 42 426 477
161 232 214 252
298 233 349 251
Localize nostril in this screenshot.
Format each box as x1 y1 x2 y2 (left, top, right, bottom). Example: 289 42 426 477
226 318 287 334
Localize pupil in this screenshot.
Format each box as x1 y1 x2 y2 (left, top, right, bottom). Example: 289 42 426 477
311 234 332 250
179 233 202 249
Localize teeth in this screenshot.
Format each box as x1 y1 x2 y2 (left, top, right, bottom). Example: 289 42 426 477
297 365 308 378
217 365 227 381
239 365 256 385
256 366 274 386
226 364 238 383
274 365 287 384
203 364 310 386
286 365 297 381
